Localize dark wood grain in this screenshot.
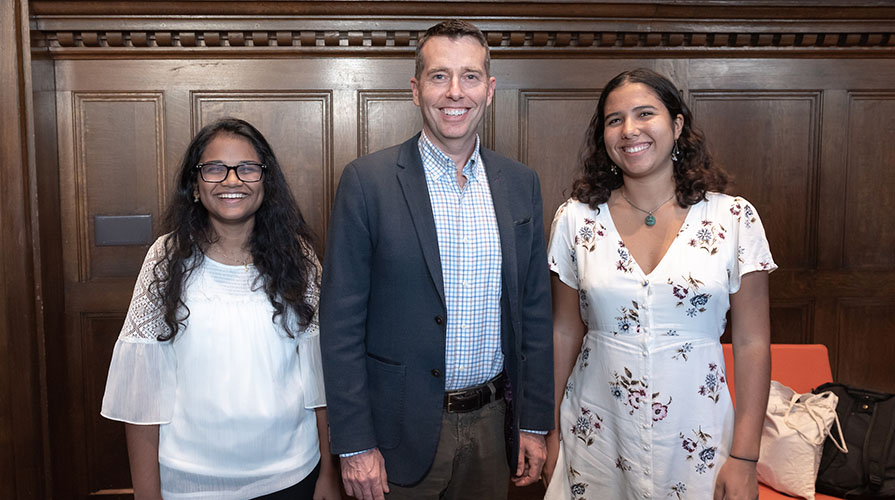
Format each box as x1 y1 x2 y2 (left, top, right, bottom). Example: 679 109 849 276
5 2 895 498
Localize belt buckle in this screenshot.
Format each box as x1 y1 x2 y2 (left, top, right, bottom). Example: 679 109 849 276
447 389 482 413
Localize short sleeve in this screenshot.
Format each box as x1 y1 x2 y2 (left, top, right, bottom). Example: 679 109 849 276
547 199 580 290
298 249 326 409
727 196 778 293
101 236 177 424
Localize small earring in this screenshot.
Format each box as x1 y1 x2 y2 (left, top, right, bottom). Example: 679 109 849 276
193 188 200 203
671 140 682 162
610 164 619 175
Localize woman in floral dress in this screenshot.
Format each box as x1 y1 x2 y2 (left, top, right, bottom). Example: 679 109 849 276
543 69 776 500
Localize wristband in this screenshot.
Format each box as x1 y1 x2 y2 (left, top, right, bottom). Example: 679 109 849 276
728 453 759 463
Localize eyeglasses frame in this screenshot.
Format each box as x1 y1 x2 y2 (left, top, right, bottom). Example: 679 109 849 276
195 161 267 183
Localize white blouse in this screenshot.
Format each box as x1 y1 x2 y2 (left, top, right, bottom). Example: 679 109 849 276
102 236 326 499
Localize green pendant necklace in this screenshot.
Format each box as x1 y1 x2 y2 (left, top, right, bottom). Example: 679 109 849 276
620 190 675 227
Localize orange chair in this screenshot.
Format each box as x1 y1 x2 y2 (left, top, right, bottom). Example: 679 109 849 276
723 344 841 500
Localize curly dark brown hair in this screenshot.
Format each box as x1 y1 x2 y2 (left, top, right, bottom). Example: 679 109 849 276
572 68 728 210
151 117 318 341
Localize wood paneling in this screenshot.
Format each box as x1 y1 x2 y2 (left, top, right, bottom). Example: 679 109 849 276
836 299 895 392
518 90 600 228
71 93 165 280
843 92 895 270
690 91 820 270
81 313 131 494
9 2 895 499
0 0 49 498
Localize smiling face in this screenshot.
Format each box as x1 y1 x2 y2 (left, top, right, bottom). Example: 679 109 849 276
603 82 684 181
411 35 496 156
196 134 265 232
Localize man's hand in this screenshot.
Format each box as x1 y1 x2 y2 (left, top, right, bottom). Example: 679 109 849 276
341 448 389 500
512 432 547 487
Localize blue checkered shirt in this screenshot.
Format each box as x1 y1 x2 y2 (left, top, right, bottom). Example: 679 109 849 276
419 132 504 391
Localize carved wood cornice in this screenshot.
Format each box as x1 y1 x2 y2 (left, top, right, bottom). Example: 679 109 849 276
29 1 895 58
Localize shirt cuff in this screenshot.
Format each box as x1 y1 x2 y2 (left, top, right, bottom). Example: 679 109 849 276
520 429 548 435
340 448 373 458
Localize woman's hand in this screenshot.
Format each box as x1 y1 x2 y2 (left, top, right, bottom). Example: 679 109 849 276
313 461 342 500
713 456 759 500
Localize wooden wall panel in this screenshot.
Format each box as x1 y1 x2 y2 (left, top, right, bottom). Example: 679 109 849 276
690 91 820 270
193 91 333 244
768 301 812 345
843 92 895 270
72 93 164 280
836 299 895 392
518 90 599 228
81 313 131 494
358 90 422 157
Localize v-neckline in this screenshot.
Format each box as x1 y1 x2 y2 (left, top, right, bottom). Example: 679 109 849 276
603 200 697 278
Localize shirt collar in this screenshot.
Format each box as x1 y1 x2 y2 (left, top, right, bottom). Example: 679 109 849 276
418 131 483 182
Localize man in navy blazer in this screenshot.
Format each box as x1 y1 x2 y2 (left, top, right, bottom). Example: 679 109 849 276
320 20 553 500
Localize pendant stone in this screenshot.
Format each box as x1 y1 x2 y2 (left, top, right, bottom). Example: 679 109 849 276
644 214 656 226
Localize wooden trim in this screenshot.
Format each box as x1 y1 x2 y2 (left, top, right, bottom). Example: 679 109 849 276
29 30 895 59
0 0 50 498
28 1 895 58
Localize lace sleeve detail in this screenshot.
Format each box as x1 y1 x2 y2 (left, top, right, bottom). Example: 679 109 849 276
299 249 325 408
101 236 177 424
119 237 172 343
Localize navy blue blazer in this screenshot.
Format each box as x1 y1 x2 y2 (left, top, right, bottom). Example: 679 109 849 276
319 133 554 486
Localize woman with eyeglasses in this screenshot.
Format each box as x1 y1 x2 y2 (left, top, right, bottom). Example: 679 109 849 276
101 117 340 500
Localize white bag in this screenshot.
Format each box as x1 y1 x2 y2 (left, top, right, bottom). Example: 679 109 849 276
756 380 847 500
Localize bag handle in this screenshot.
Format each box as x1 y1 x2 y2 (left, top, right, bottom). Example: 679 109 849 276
784 392 848 453
863 395 894 489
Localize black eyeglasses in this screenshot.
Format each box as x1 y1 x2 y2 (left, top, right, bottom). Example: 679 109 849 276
196 161 266 183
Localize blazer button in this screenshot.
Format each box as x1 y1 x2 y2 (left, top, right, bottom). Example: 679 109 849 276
431 369 442 378
434 316 444 325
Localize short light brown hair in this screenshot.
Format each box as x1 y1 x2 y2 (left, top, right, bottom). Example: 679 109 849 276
415 20 490 79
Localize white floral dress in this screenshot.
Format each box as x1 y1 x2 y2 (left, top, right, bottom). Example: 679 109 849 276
545 192 776 500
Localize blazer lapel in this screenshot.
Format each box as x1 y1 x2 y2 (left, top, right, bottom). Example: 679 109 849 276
483 149 519 321
395 135 446 307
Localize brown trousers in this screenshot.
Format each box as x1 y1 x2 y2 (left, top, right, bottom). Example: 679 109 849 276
386 398 510 500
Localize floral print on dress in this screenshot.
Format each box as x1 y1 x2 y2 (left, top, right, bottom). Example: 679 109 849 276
544 194 777 500
615 455 633 472
610 367 671 421
669 482 687 499
668 274 712 318
698 362 726 404
578 347 591 371
574 217 607 251
570 406 603 446
567 466 588 500
729 198 757 229
616 240 635 273
680 427 718 475
672 342 692 361
688 219 727 255
614 301 641 335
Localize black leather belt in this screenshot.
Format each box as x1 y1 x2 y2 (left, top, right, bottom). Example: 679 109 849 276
443 373 507 413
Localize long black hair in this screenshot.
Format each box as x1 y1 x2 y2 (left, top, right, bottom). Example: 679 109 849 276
151 117 318 340
572 68 728 209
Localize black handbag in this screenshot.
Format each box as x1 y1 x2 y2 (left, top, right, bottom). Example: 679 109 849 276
813 382 895 499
